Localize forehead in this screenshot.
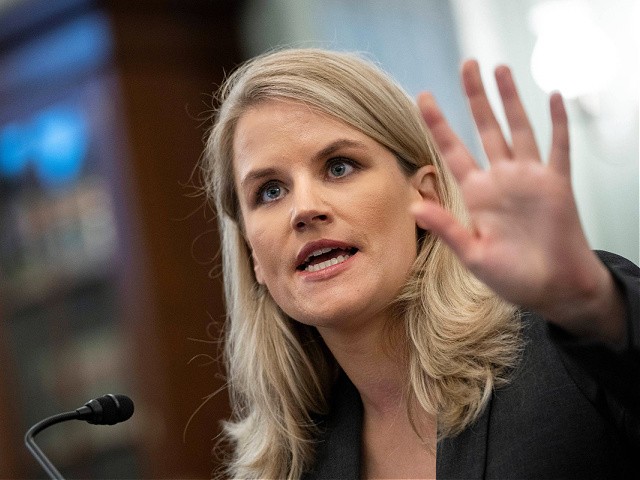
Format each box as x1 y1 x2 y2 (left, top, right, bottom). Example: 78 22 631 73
234 99 357 150
232 99 374 175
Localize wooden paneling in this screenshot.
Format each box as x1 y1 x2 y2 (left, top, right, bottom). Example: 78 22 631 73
0 1 243 477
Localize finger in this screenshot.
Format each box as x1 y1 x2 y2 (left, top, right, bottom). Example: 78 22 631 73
418 92 479 184
462 59 512 162
548 92 571 176
494 65 541 161
411 201 474 261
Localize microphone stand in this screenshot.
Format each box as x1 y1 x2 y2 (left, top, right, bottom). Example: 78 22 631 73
24 410 79 480
24 394 134 479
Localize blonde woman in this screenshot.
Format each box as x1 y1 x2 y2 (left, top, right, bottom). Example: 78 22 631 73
203 49 639 479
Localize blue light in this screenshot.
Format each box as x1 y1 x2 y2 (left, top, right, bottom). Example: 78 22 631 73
0 107 89 188
0 123 31 178
33 108 88 188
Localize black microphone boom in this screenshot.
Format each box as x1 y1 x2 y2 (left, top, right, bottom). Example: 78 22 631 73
24 394 134 480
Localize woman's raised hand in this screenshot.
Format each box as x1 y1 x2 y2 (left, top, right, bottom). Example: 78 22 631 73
413 60 625 346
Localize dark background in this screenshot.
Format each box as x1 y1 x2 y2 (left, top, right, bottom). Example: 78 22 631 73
0 0 243 477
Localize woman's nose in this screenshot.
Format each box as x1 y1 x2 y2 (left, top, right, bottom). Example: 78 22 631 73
290 186 331 230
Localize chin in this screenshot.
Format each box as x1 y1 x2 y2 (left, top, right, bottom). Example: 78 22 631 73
287 299 390 332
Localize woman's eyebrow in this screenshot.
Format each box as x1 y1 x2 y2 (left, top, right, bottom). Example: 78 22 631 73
314 138 368 161
240 167 279 190
239 138 369 189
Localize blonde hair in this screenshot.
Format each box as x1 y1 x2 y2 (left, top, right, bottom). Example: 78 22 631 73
203 48 521 479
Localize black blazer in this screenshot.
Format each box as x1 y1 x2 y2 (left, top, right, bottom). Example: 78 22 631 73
303 252 640 479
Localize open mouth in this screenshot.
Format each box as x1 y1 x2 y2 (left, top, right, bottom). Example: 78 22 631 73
297 247 358 273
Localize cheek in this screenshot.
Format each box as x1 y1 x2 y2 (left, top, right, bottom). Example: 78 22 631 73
362 187 416 235
368 188 419 264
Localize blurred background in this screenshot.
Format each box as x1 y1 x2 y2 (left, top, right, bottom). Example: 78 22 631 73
0 0 637 478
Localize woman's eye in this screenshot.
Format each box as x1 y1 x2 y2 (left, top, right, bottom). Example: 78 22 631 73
328 159 355 178
258 182 284 204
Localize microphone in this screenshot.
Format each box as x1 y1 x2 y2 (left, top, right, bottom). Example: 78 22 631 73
24 394 134 480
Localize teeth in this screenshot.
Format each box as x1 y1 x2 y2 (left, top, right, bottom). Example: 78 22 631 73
305 247 334 262
305 254 350 272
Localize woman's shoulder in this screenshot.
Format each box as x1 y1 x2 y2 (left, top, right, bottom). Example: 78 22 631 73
484 305 639 477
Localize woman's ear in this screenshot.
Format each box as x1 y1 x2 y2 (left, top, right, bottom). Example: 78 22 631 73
248 247 265 285
253 257 265 285
245 236 265 285
411 165 440 203
253 258 264 285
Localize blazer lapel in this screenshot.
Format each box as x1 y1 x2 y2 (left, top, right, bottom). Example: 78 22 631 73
306 374 493 479
302 372 362 479
436 394 492 479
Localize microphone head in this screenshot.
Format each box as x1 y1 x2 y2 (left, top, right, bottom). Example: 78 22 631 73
81 394 134 425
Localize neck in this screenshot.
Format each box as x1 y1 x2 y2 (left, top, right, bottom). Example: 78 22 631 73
317 314 407 416
319 314 438 478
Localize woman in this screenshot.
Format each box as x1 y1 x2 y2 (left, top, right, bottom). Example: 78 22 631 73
203 49 639 479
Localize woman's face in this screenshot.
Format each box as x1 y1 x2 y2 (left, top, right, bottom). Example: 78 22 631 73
232 99 437 333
